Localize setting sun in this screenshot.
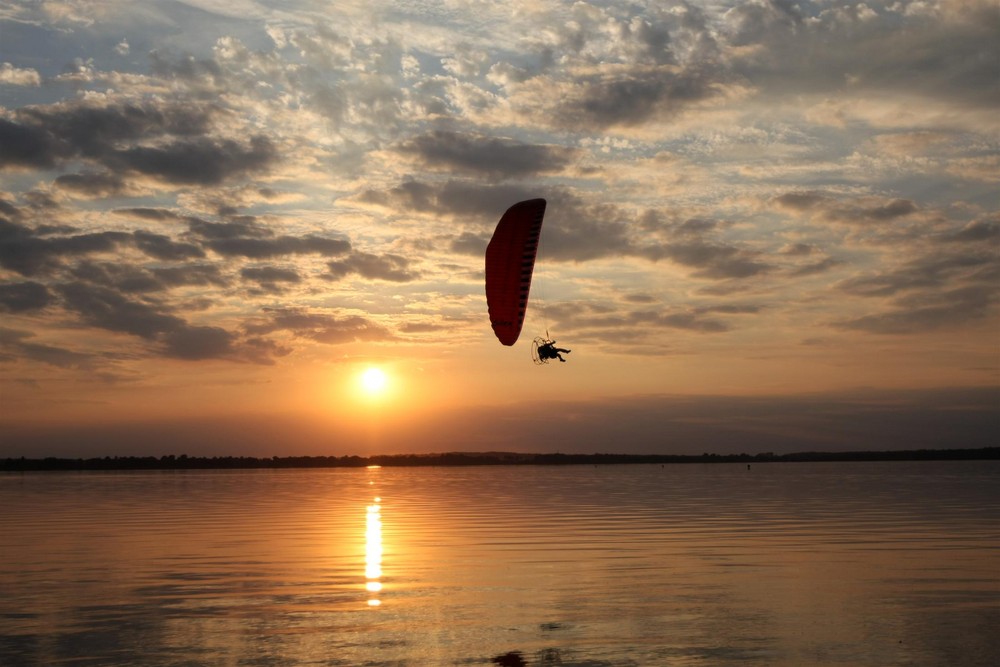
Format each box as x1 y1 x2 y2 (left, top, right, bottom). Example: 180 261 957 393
360 368 388 395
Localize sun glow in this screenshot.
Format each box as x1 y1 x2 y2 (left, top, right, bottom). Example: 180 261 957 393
360 367 388 395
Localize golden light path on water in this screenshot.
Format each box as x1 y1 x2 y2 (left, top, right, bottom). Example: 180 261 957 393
365 466 382 607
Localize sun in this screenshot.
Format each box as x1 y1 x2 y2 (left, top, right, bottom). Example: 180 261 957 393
359 367 388 395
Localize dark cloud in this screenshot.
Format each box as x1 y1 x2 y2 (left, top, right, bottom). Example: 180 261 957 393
54 171 128 197
0 218 131 277
69 261 164 294
546 66 724 130
151 264 228 288
241 266 302 293
247 307 393 344
839 252 995 298
673 218 721 236
724 0 1000 108
399 321 450 334
836 285 996 334
1 101 213 171
187 218 271 240
113 208 187 223
542 199 636 261
545 302 731 340
133 230 205 261
160 325 235 360
773 191 918 225
789 257 843 277
36 280 279 363
185 217 351 258
724 0 803 48
850 199 918 223
0 117 63 169
57 282 184 339
149 50 225 87
449 231 489 256
241 266 301 284
772 191 828 211
945 217 1000 243
779 242 818 256
1 100 275 186
358 179 539 220
0 281 53 313
634 309 730 333
326 252 418 282
396 131 578 178
205 234 351 259
109 135 276 185
0 327 94 369
644 240 771 279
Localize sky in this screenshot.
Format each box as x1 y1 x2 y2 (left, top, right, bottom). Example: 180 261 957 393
1 0 997 458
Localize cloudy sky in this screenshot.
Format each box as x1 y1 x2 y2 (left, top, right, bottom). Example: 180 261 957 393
1 0 997 458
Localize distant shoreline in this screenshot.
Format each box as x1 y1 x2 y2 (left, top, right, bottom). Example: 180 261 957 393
2 447 997 471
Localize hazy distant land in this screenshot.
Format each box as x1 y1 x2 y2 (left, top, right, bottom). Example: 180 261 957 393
2 448 997 471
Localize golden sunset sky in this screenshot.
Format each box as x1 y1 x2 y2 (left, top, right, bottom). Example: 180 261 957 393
1 0 997 457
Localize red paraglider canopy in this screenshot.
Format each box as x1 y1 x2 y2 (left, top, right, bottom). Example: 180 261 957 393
485 198 546 346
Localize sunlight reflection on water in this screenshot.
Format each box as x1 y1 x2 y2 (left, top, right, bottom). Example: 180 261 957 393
366 495 383 606
1 462 998 666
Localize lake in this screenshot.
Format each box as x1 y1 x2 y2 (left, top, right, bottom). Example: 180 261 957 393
1 461 997 666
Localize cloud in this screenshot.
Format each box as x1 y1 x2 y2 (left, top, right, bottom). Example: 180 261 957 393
836 285 996 334
394 130 578 178
0 281 53 313
241 266 301 284
573 67 721 128
184 217 352 259
204 233 351 259
0 63 41 86
0 327 95 369
1 99 276 186
724 0 1000 110
788 257 843 277
545 302 732 342
44 278 284 363
1 101 212 169
241 265 302 293
772 191 919 225
838 252 995 298
69 261 167 294
645 239 772 280
0 218 131 277
54 171 129 197
160 325 236 360
247 307 393 344
945 217 1000 243
56 282 185 339
151 264 228 288
326 252 418 282
133 230 205 261
109 135 277 185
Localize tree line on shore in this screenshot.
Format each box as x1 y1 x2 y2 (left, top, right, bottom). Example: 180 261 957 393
2 447 997 471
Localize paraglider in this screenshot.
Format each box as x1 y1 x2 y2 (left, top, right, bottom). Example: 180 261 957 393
485 198 571 363
485 198 546 346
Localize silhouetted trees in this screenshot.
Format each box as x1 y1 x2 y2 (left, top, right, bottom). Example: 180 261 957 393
1 447 996 471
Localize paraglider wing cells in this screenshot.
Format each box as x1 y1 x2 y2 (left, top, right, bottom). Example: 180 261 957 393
485 198 546 346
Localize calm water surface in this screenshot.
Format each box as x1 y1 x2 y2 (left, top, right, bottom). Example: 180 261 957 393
1 462 997 666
